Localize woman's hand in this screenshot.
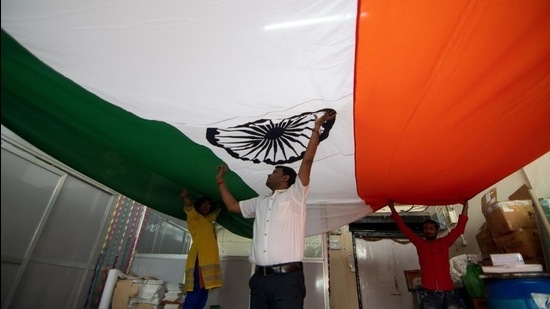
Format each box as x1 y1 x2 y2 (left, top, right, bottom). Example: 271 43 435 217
216 164 227 183
180 189 190 200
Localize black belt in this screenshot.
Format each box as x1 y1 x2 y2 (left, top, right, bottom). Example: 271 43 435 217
255 262 303 276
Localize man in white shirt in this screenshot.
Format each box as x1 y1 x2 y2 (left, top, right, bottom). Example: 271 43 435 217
215 109 336 309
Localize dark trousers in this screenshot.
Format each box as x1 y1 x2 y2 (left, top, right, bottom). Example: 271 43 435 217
183 259 209 309
419 289 463 309
249 269 306 309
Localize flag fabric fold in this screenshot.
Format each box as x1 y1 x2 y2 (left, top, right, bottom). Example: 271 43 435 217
2 0 549 238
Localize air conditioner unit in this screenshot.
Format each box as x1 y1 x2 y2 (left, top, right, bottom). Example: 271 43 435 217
349 212 433 238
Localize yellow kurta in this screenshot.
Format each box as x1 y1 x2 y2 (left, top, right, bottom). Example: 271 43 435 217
184 207 222 291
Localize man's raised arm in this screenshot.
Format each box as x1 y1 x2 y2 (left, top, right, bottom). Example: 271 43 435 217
298 110 337 186
215 164 241 213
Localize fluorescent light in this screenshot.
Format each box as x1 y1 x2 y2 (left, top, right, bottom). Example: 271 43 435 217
264 14 354 31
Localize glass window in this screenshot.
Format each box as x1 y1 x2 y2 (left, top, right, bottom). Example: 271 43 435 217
136 209 191 254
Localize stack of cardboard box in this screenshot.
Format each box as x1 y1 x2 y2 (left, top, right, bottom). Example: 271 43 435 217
476 186 545 268
162 283 185 309
475 222 499 255
112 278 166 309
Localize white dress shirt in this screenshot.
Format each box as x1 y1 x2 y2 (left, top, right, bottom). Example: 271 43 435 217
240 177 309 266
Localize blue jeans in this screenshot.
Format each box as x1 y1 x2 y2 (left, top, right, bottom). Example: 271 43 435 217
418 289 463 309
183 259 209 309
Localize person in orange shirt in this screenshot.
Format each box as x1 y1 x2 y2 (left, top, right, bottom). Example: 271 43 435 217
388 201 469 309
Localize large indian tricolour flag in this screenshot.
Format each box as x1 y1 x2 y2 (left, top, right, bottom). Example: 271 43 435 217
2 0 550 238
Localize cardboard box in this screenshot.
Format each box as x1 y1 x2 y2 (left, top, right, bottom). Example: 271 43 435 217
475 223 500 255
481 188 498 210
112 279 140 309
493 228 542 258
508 184 532 201
524 256 547 271
482 199 536 237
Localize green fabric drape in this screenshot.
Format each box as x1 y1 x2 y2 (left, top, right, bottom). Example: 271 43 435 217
1 29 254 238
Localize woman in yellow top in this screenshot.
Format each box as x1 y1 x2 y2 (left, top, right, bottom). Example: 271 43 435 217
180 189 223 309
